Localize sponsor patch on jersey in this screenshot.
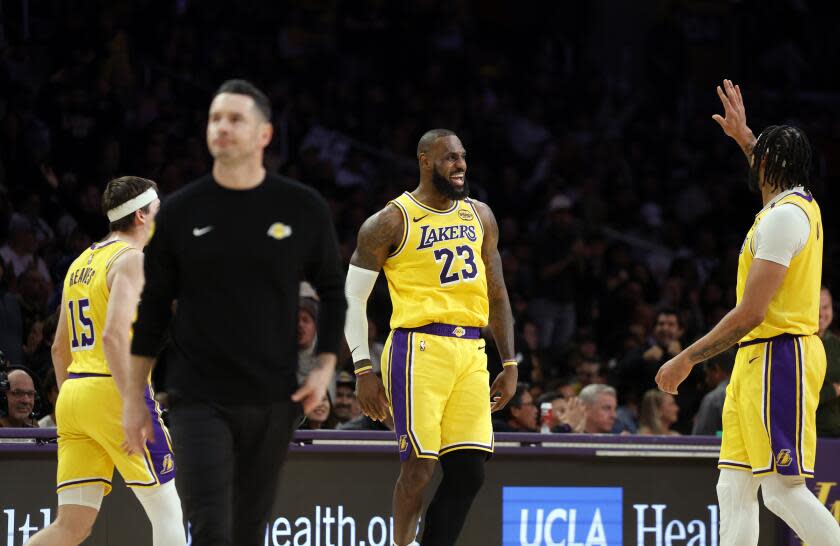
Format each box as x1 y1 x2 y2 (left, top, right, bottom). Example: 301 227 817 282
459 209 474 221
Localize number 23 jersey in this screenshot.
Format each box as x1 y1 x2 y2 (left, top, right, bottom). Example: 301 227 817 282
63 240 134 375
383 192 489 329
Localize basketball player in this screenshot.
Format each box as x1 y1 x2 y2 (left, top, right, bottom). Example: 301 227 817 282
28 177 186 546
656 80 840 545
345 129 518 546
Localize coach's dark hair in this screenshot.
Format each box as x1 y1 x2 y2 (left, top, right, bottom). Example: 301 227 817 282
214 79 272 122
417 128 456 158
749 125 812 193
101 176 159 233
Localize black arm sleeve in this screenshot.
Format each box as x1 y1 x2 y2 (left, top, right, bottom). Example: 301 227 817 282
131 207 179 357
305 197 346 355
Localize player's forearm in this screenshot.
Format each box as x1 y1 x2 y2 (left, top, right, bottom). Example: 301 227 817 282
736 131 757 165
103 331 133 399
489 294 515 360
127 355 155 399
51 346 71 389
684 306 761 365
314 352 337 373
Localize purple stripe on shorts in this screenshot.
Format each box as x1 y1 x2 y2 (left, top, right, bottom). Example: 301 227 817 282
795 339 805 474
390 331 412 461
769 337 801 476
143 386 176 484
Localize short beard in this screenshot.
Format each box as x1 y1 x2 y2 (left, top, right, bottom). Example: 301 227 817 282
432 168 469 200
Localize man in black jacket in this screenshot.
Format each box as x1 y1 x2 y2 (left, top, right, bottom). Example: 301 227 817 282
124 80 346 546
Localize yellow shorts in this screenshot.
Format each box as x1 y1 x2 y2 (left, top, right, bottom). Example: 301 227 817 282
382 324 494 461
56 373 176 495
719 334 826 477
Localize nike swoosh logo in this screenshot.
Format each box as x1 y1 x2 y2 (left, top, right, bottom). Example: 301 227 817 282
477 345 486 351
350 345 360 354
749 356 760 364
192 226 213 237
413 215 428 222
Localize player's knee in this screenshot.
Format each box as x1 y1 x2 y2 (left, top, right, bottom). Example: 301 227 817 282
397 460 436 492
761 474 803 516
441 451 485 497
54 514 94 543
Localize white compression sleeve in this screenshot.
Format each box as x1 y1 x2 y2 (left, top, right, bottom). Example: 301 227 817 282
132 481 187 546
345 264 380 363
716 469 760 546
57 484 105 510
760 474 840 545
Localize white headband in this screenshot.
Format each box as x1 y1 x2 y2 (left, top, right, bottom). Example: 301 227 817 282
107 188 159 222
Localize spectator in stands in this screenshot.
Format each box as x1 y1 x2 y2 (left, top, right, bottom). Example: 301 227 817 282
16 268 51 328
614 308 701 433
299 393 338 430
338 393 394 431
530 194 585 350
37 369 58 428
296 296 320 386
536 392 586 433
333 370 360 425
547 375 579 399
492 383 538 432
0 258 23 367
0 368 39 427
0 217 51 286
579 384 617 434
576 357 604 388
692 350 735 435
638 389 680 436
817 286 840 437
612 392 640 434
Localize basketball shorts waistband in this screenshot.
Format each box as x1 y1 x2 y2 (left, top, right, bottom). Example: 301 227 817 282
737 332 808 348
67 372 113 379
396 323 481 339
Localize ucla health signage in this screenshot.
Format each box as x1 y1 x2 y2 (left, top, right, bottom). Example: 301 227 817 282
503 487 623 546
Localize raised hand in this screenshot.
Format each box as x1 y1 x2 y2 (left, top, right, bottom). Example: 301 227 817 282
711 79 756 161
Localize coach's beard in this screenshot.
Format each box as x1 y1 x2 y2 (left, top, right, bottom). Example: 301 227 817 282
432 168 469 200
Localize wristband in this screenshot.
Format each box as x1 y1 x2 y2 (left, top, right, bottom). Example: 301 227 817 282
502 359 518 368
354 365 373 376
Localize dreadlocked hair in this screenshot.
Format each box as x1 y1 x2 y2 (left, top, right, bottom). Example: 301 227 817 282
749 125 812 193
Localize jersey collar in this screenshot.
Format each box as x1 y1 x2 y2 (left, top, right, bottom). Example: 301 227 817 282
759 185 805 215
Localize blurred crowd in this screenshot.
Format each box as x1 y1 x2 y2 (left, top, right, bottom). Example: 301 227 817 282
1 0 840 436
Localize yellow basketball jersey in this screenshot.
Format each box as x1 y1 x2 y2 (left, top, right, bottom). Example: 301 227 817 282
383 193 489 329
63 240 134 374
737 191 823 341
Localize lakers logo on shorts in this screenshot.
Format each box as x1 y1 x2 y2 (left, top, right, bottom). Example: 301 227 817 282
399 435 409 453
161 454 175 475
453 327 466 338
776 449 793 468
